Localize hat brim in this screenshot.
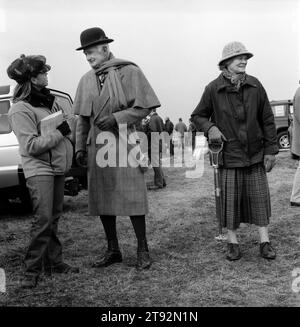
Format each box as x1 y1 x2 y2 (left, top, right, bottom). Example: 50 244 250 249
76 38 114 51
218 52 253 66
39 64 51 73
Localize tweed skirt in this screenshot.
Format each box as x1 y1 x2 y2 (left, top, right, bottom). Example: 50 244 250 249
219 163 271 229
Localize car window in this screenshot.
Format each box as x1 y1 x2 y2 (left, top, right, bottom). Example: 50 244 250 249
272 105 286 117
0 100 12 134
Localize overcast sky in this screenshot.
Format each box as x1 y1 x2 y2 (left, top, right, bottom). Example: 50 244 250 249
0 0 299 124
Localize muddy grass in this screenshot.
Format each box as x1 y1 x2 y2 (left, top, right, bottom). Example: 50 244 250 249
0 150 299 307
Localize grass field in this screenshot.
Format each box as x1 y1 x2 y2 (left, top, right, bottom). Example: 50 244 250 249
0 150 300 307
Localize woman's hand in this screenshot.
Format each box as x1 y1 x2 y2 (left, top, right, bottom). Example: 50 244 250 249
264 154 276 172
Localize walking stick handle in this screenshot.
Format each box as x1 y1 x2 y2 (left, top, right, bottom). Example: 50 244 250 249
208 141 223 168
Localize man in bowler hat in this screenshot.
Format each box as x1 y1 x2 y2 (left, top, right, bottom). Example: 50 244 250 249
73 27 161 270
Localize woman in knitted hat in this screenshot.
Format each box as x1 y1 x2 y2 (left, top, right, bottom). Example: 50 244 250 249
7 54 79 288
191 42 278 261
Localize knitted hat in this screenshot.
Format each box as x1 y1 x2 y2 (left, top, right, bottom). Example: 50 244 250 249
218 41 253 66
7 54 51 84
76 27 114 51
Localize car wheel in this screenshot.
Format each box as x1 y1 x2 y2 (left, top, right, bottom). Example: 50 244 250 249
277 131 290 149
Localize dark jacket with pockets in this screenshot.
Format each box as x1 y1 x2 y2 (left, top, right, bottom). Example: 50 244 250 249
191 73 278 168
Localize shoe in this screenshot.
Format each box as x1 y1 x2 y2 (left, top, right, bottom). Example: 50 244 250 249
226 243 242 261
147 184 160 190
20 275 38 289
136 251 152 270
260 242 276 260
92 251 123 268
50 262 80 274
92 239 122 268
154 184 164 189
136 239 152 270
290 201 300 207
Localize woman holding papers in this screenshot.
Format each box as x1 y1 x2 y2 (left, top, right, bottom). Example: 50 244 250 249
7 54 79 289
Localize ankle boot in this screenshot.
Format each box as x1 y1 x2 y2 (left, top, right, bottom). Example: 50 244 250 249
92 239 122 268
136 239 151 270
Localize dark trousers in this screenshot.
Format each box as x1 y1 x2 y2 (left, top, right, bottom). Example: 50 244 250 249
24 175 65 276
148 142 166 188
169 139 174 156
153 166 166 188
192 132 196 152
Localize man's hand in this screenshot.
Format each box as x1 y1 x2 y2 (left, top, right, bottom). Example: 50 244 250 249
208 126 227 143
264 154 276 172
76 150 88 168
97 115 117 131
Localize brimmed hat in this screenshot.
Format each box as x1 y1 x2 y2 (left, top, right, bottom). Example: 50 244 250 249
7 54 51 84
218 41 253 66
76 27 114 51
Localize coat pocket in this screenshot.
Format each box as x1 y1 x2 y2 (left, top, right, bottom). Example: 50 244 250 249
248 138 264 157
35 151 51 163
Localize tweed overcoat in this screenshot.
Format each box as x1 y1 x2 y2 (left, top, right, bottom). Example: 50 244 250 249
74 60 160 216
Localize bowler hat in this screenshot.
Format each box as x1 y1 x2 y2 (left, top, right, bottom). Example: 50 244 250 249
7 54 51 84
76 27 114 51
218 41 253 67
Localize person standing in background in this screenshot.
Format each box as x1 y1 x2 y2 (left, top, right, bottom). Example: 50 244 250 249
175 118 187 150
164 116 174 157
188 118 197 152
143 110 167 189
290 83 300 206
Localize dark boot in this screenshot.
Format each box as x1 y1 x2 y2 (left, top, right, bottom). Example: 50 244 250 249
260 242 276 260
136 239 151 270
92 239 122 268
226 243 242 261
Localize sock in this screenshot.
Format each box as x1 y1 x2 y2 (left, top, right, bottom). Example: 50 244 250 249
100 215 117 241
130 215 147 249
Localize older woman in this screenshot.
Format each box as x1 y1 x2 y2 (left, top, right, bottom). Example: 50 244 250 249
7 54 79 288
191 42 278 261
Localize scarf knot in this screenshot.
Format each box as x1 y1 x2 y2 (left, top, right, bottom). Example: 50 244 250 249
222 68 246 91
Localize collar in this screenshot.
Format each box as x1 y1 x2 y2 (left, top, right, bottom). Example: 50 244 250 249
216 73 258 92
28 87 55 109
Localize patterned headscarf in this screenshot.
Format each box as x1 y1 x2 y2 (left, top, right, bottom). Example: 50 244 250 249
222 68 246 91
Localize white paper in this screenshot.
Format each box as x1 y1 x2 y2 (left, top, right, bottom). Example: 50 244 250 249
40 110 64 137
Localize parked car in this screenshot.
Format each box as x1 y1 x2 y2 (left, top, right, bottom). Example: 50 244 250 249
270 99 293 150
0 85 87 211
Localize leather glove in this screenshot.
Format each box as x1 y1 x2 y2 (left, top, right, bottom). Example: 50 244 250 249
97 115 117 131
208 126 227 143
76 150 88 168
57 121 71 136
264 154 276 172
